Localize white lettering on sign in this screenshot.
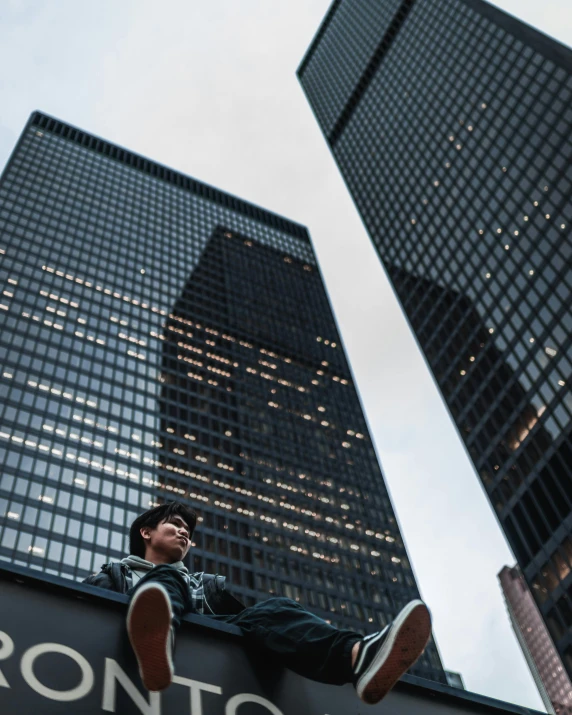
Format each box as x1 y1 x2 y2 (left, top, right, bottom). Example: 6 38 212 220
20 642 94 701
0 628 295 714
0 631 15 688
173 674 222 715
226 692 284 715
102 658 160 714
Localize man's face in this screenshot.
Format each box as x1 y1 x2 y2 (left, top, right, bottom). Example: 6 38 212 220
141 515 191 563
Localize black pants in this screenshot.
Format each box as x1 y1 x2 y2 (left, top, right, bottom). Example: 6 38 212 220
130 564 360 685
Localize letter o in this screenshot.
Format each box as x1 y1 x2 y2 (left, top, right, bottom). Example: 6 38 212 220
226 693 284 715
20 643 94 702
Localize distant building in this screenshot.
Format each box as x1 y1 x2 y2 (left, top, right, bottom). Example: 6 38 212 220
499 566 572 715
446 671 466 690
299 0 572 678
0 111 446 682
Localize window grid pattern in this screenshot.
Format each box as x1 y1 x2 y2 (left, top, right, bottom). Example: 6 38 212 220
300 0 572 679
0 113 445 682
297 0 403 137
499 565 572 715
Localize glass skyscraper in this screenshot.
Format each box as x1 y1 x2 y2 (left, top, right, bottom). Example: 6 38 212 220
299 0 572 678
0 111 445 682
499 565 572 715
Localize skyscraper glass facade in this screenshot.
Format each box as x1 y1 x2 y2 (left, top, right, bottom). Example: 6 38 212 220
499 565 572 715
0 112 445 681
299 0 572 678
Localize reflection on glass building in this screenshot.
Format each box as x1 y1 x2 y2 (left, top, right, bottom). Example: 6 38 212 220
0 112 445 681
299 0 572 678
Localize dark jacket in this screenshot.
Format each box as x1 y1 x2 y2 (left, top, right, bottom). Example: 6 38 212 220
83 562 245 616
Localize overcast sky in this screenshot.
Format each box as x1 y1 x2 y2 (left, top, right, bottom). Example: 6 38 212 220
1 0 571 710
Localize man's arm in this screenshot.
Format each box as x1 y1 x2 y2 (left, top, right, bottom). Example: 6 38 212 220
83 571 115 590
83 564 125 593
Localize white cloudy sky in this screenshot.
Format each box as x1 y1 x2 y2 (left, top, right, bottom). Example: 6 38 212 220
1 0 571 709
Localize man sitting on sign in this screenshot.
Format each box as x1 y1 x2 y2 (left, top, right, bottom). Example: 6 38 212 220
85 501 432 705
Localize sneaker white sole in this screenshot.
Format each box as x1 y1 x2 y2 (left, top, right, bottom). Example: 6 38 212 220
127 583 174 692
356 600 431 705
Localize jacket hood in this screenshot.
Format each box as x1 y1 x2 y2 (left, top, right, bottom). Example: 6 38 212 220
120 555 190 577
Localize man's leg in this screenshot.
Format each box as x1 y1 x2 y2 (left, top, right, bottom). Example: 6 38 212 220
212 596 432 704
211 596 360 685
126 565 189 691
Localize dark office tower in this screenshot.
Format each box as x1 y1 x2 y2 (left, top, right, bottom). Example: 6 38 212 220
299 0 572 678
0 112 445 682
499 565 572 715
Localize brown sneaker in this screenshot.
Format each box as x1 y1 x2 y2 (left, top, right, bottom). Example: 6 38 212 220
127 582 174 691
354 600 432 704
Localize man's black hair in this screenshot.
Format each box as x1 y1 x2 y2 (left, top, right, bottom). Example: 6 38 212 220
129 502 197 558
